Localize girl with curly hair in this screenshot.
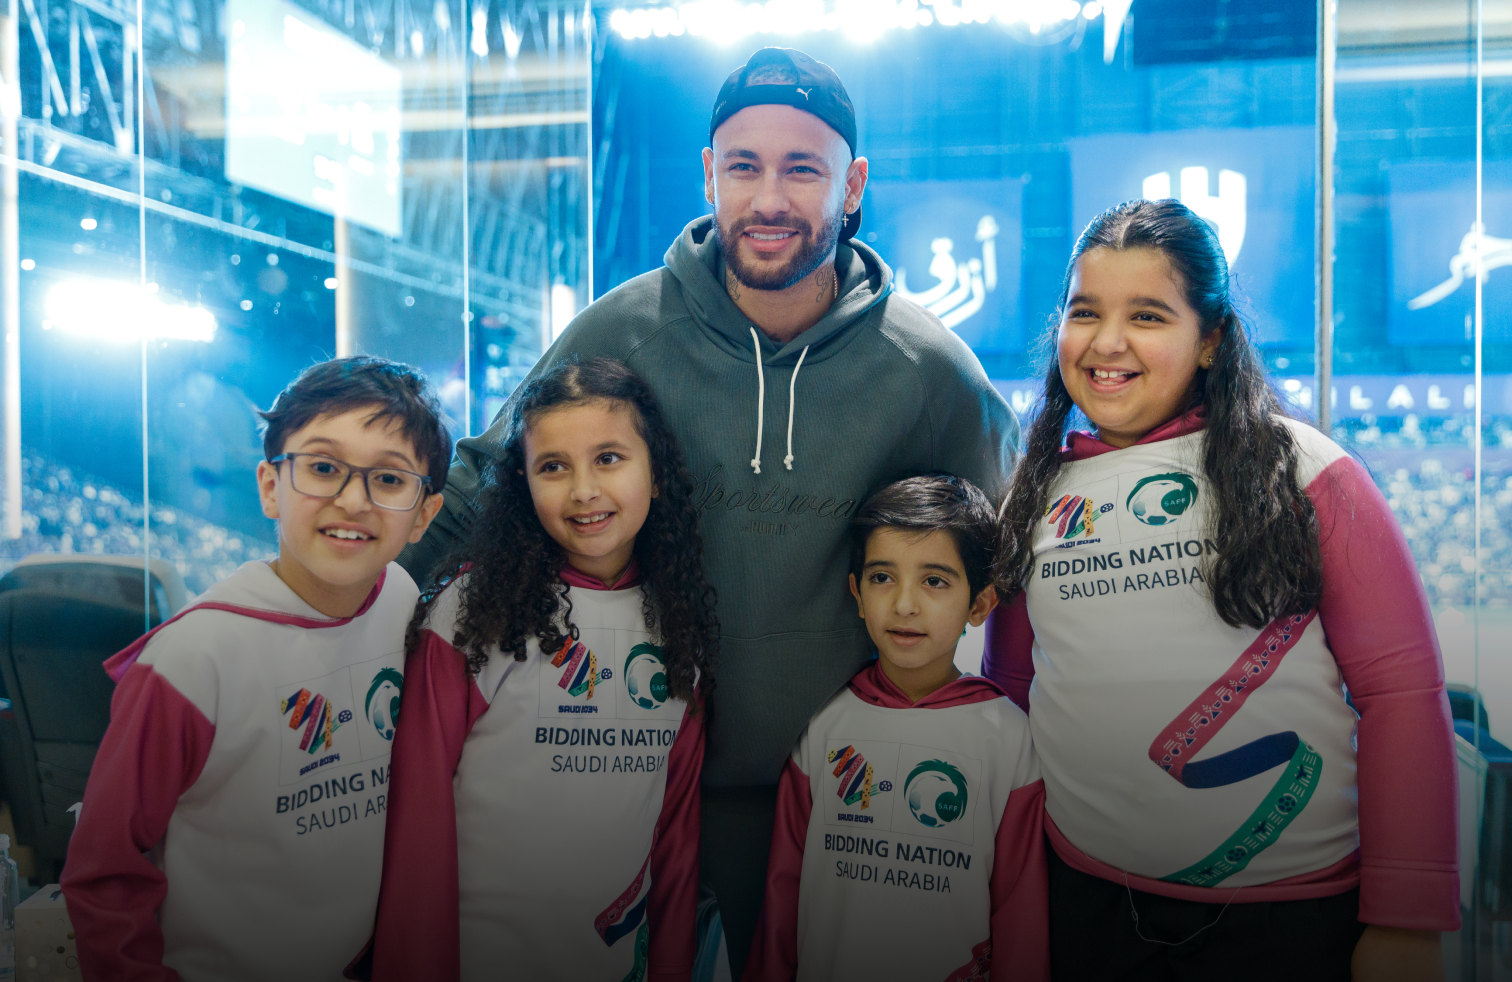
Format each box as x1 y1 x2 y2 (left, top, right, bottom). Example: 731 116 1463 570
985 200 1457 981
369 358 718 982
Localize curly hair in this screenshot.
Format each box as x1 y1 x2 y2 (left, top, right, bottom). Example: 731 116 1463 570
996 199 1323 629
406 358 718 708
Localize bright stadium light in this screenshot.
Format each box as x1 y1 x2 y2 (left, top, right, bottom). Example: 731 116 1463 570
608 0 1087 42
43 279 218 344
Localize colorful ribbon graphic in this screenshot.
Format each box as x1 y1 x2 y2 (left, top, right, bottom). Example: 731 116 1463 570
595 854 651 947
1146 611 1323 885
281 687 340 754
552 639 599 699
1046 494 1094 539
828 745 880 809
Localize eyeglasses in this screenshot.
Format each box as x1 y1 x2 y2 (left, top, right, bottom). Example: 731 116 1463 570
268 453 432 511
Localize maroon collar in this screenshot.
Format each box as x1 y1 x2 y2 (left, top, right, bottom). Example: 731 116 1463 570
559 561 642 591
846 662 1007 710
105 567 389 682
1063 406 1207 462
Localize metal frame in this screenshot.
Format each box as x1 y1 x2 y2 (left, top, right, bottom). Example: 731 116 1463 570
1315 0 1335 436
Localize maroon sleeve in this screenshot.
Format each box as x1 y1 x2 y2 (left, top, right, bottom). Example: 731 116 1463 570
370 631 488 982
646 702 706 982
1310 456 1460 931
741 757 811 982
61 663 215 982
987 780 1049 981
981 592 1036 714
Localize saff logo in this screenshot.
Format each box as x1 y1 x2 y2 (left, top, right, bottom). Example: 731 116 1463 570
365 668 403 741
1045 494 1095 540
1126 473 1199 527
624 643 669 710
905 760 968 828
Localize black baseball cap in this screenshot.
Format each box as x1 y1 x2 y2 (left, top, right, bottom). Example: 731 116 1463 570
709 47 862 240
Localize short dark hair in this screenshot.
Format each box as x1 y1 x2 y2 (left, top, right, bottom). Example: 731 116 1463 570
849 475 997 598
258 356 453 497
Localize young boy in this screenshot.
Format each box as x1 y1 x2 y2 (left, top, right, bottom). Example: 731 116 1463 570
61 356 450 982
743 475 1048 982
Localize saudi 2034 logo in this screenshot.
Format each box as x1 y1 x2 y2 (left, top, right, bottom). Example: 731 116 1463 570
1126 472 1200 526
827 745 893 810
551 637 612 700
365 667 403 741
624 643 670 710
904 759 969 828
281 687 350 755
1045 493 1096 539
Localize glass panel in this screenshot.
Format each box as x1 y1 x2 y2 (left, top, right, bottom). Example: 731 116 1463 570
469 0 593 433
1335 0 1509 974
140 0 472 596
4 0 146 573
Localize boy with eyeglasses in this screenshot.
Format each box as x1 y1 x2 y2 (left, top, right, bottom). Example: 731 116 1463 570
62 356 449 982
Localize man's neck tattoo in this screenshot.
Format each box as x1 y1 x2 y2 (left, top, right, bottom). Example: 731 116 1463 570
815 266 838 304
726 264 836 306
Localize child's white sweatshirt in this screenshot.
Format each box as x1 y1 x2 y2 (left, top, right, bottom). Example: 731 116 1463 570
62 560 416 982
984 410 1460 930
745 665 1048 982
370 566 702 982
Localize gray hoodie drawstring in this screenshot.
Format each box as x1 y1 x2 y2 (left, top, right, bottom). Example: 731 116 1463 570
750 328 766 474
783 345 809 471
749 327 811 474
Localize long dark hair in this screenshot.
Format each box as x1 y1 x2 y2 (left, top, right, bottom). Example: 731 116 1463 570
408 358 718 706
997 199 1322 629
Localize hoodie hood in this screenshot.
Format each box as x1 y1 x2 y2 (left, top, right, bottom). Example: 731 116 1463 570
665 215 894 366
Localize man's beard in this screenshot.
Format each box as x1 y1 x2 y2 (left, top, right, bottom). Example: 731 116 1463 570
717 210 844 292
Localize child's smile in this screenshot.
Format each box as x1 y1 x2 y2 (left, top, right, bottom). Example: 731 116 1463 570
321 522 376 542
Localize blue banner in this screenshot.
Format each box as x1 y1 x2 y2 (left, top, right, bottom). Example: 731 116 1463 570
1066 126 1315 347
864 178 1025 354
1387 160 1512 346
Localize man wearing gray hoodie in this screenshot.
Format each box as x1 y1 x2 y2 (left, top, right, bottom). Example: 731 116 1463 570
400 47 1019 976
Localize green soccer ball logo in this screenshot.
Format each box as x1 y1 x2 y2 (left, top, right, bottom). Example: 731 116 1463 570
365 667 403 741
624 643 670 710
1126 472 1199 527
905 760 969 828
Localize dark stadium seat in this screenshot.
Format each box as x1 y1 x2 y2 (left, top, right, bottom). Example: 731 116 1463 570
0 556 186 883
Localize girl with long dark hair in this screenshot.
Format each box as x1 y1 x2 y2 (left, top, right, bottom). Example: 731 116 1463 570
369 358 717 982
984 200 1457 981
